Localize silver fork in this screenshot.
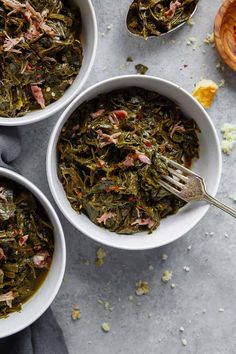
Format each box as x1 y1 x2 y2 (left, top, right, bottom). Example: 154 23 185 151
158 156 236 218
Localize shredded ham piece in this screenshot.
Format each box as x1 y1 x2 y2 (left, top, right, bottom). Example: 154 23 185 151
3 0 24 15
0 291 15 302
170 121 186 138
97 159 105 167
97 129 121 148
91 109 105 119
3 33 24 53
18 235 29 247
122 150 151 167
0 187 7 202
33 250 51 269
135 150 151 165
31 85 45 108
112 110 128 119
122 154 135 167
0 247 6 260
131 218 154 229
164 1 181 18
97 212 116 225
109 113 119 125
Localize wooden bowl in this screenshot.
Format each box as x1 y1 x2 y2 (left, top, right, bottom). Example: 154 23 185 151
214 0 236 71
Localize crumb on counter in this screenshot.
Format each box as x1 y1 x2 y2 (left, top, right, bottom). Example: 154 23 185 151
96 247 107 267
135 63 149 75
101 322 110 333
204 32 214 45
192 79 219 108
187 18 195 26
161 270 172 283
161 254 168 261
221 123 236 155
71 305 81 321
135 280 150 296
181 338 187 346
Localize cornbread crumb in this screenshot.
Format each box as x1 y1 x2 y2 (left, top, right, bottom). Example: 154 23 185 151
183 266 190 272
96 247 107 267
192 79 218 108
101 322 110 332
204 32 214 45
219 308 225 312
107 24 113 31
161 254 168 261
187 18 195 26
221 123 236 154
171 283 176 289
71 305 81 321
135 281 150 296
181 338 187 346
162 270 172 283
187 36 197 45
219 79 225 88
149 265 154 271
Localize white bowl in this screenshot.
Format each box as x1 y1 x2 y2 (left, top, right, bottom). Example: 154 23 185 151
0 167 66 338
0 0 97 126
47 75 222 250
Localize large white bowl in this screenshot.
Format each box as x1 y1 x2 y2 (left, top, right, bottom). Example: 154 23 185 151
0 0 97 126
47 75 222 250
0 168 66 338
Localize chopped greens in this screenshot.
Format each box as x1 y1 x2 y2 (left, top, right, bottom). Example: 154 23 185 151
127 0 198 39
57 87 199 234
0 179 54 318
135 63 149 75
0 0 83 117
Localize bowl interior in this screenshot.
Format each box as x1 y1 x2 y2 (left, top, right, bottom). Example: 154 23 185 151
0 0 97 126
47 75 222 250
0 168 65 338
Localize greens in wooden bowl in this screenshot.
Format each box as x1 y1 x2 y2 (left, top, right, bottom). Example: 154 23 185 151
57 87 200 234
0 0 83 117
0 179 54 318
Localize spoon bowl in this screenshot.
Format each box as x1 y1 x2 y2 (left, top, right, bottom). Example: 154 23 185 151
126 0 198 40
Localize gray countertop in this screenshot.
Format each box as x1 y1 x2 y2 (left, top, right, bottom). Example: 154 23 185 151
14 0 236 353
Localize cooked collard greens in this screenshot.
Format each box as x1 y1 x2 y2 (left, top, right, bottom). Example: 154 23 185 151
0 179 54 318
127 0 198 39
57 88 200 234
0 0 83 117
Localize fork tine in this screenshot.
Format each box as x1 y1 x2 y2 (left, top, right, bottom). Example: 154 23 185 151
160 156 200 177
158 179 182 198
168 167 188 182
162 175 184 189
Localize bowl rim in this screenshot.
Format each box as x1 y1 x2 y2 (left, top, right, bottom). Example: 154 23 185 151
0 0 98 126
0 167 66 338
46 74 222 250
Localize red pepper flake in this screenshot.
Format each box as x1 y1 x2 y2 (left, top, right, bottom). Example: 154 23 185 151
76 191 82 197
112 110 128 120
106 186 120 193
143 139 152 148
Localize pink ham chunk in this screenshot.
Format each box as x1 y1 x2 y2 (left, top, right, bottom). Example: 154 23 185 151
164 1 181 18
18 235 29 247
97 212 116 225
31 85 46 109
33 250 52 269
131 218 154 229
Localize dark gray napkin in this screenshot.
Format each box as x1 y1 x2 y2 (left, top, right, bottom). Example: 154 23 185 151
0 127 68 354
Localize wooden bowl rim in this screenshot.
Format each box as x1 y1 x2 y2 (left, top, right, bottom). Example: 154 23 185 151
214 0 236 72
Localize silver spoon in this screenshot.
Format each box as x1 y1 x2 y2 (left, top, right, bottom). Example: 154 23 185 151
126 1 198 40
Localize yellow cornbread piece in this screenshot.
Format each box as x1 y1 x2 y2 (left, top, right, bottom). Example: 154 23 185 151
192 79 219 108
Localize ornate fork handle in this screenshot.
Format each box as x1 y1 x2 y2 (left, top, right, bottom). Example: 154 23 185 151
204 193 236 218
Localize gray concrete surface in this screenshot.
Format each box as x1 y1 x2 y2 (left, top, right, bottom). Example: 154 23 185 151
14 0 236 353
